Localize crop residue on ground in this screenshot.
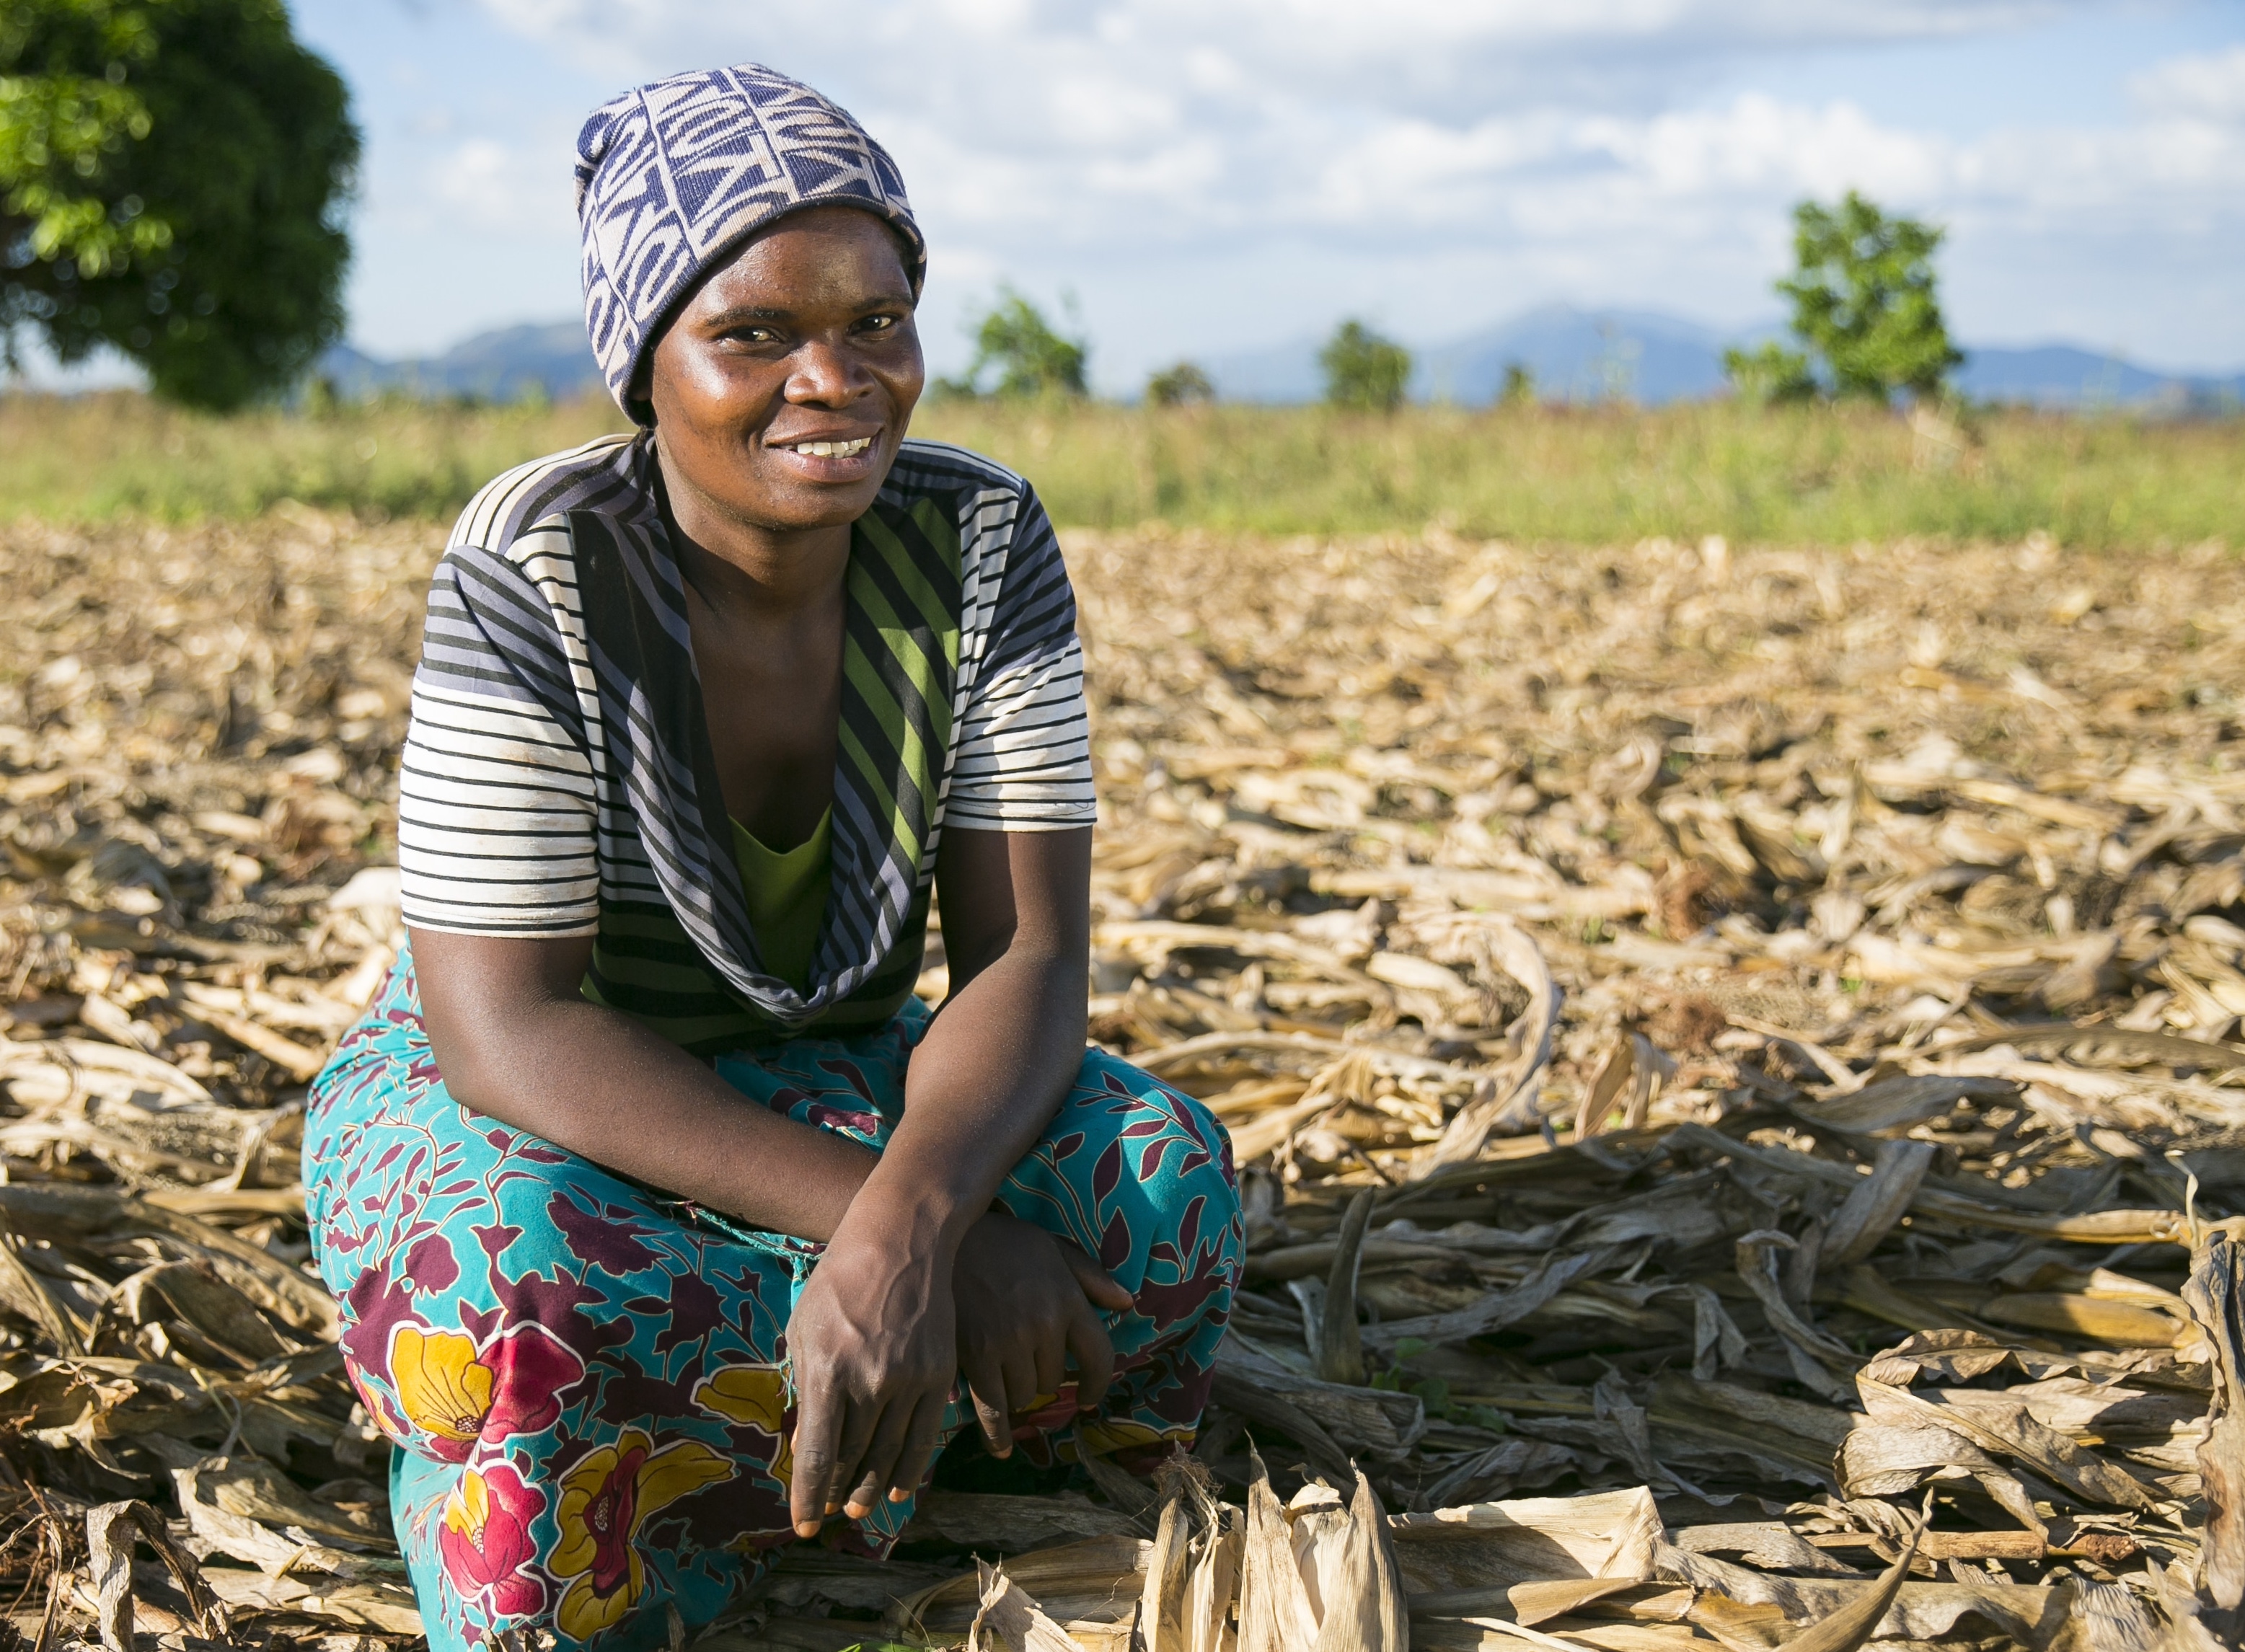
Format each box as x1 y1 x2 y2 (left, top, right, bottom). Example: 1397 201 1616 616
0 513 2241 1647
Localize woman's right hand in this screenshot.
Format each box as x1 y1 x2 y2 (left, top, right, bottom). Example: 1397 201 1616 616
783 1228 958 1537
951 1211 1128 1457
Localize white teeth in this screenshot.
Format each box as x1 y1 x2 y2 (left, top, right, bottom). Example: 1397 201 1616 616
790 438 870 457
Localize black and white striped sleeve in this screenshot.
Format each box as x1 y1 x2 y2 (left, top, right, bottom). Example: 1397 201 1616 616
947 485 1098 833
396 536 601 936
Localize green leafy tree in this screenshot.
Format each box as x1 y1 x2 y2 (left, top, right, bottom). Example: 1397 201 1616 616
945 287 1088 399
1319 318 1410 412
0 0 358 410
1722 340 1817 405
1499 360 1535 406
1778 190 1961 401
1145 359 1212 406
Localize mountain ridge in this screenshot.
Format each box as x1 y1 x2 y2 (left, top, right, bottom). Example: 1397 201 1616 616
321 308 2245 411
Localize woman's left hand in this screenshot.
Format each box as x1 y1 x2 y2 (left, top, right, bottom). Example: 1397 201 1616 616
783 1226 961 1536
951 1210 1132 1458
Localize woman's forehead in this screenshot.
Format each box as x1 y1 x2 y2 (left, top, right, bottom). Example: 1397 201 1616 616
689 208 915 310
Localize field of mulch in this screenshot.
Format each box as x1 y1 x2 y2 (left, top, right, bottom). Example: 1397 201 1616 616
0 508 2240 1649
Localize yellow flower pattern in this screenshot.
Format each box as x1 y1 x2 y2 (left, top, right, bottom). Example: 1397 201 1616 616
435 1461 546 1620
391 1325 490 1445
1075 1414 1189 1461
695 1363 793 1485
443 1465 490 1542
549 1428 732 1642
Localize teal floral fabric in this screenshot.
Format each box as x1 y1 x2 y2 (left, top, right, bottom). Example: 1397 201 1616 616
304 948 1242 1652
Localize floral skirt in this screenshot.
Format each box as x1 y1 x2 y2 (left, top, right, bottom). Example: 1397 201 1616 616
304 950 1242 1652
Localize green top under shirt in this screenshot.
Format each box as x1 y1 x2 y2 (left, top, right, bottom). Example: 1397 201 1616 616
728 808 834 993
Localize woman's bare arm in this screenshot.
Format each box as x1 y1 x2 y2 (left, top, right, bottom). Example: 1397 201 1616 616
773 825 1104 1533
851 823 1093 1261
410 927 880 1239
410 825 1091 1241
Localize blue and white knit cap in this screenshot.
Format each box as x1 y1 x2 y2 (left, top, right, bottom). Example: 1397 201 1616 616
575 63 925 423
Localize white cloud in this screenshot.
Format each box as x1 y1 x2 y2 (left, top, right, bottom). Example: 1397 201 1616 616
1621 97 1948 199
2130 43 2245 122
475 0 2115 121
1040 72 1183 149
428 138 572 236
462 0 2217 257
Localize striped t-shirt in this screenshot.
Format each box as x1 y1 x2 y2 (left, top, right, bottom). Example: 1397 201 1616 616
396 431 1096 1053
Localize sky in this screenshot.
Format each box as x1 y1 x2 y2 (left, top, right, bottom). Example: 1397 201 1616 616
49 1 2245 390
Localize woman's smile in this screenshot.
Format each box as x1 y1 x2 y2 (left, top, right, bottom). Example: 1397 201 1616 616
765 426 884 482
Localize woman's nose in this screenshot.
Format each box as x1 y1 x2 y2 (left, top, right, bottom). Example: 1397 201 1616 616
787 337 872 405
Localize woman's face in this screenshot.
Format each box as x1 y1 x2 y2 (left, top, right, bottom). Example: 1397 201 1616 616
645 205 924 535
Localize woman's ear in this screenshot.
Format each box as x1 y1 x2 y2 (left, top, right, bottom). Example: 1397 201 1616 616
890 224 924 297
627 348 658 426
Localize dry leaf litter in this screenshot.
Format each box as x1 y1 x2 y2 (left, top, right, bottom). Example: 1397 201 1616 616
0 512 2241 1651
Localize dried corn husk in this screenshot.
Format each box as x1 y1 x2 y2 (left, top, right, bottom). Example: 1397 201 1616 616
9 516 2245 1643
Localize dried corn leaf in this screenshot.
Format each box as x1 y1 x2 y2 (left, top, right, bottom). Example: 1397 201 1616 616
2182 1230 2245 1610
969 1560 1082 1652
13 516 2245 1643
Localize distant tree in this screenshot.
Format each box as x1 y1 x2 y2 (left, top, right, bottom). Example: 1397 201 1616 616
942 287 1088 399
1145 360 1212 406
1778 190 1961 401
1320 319 1410 412
1722 340 1817 405
299 371 342 418
1592 319 1641 404
1499 361 1535 406
0 0 359 411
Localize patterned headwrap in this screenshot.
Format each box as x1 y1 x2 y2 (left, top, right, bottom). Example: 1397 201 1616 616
574 64 925 422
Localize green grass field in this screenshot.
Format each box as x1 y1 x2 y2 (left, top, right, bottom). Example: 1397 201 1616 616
2 388 2238 547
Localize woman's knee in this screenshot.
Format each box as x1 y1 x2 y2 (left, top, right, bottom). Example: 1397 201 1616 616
332 1194 612 1465
1007 1050 1243 1307
1070 1048 1240 1200
319 1119 696 1466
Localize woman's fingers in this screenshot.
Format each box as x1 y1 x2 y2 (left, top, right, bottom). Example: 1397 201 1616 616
788 1384 844 1536
842 1394 921 1520
1030 1336 1066 1413
793 1376 885 1532
1001 1356 1041 1436
822 1390 886 1516
963 1347 1015 1457
1067 1301 1118 1414
886 1390 952 1506
1057 1239 1135 1313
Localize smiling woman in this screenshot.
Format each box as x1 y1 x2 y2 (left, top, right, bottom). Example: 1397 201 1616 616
296 63 1241 1652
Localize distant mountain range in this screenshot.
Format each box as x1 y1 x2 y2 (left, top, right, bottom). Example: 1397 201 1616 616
1203 307 1770 405
1202 304 2245 410
320 306 2245 411
319 321 605 404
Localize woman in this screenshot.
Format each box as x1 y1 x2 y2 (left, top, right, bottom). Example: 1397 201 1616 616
305 64 1241 1652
